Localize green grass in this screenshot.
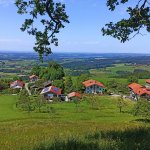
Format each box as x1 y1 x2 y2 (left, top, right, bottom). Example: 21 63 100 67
0 95 149 149
90 64 150 85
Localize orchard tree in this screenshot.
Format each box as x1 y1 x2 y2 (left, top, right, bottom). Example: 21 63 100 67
133 99 150 119
117 96 126 113
33 95 46 112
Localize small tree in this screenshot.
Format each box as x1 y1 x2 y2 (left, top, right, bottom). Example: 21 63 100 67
86 96 101 110
18 89 35 112
133 99 150 119
33 95 45 112
117 96 126 113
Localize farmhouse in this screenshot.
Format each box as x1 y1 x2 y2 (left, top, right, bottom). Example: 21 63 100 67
40 86 62 100
128 83 150 101
29 75 39 82
83 79 105 94
67 92 82 101
10 80 25 89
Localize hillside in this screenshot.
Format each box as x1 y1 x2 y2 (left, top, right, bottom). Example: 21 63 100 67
0 95 149 149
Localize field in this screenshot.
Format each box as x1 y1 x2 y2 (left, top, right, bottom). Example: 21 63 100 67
0 95 149 149
1 53 150 149
90 64 149 85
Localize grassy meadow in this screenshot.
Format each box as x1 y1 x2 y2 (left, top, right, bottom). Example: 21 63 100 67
0 95 150 149
89 64 149 85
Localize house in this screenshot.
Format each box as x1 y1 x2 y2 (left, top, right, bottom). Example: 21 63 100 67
10 80 25 89
145 79 150 89
29 75 39 82
83 80 105 94
40 86 62 100
67 92 82 101
128 83 150 101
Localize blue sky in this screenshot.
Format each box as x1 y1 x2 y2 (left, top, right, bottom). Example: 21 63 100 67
0 0 150 53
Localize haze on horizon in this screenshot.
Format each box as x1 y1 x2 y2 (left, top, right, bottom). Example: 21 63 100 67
0 0 150 54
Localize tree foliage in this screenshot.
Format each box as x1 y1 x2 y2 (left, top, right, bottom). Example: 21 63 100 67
15 0 69 59
31 65 41 76
64 76 73 93
18 89 35 112
102 0 150 42
31 61 65 81
133 99 150 119
127 75 138 84
73 74 89 92
53 79 64 89
117 96 126 113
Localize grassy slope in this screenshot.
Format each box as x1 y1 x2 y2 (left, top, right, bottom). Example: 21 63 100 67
0 95 147 149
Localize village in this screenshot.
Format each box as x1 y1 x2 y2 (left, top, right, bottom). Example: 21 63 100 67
9 74 150 102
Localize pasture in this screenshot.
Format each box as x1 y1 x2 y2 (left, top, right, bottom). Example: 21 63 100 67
0 95 149 149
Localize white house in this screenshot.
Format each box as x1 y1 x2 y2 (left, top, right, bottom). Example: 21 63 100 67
82 80 105 94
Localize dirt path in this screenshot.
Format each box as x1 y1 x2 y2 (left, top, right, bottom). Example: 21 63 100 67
25 83 31 96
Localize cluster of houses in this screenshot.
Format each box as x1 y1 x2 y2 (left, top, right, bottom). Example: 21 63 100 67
128 79 150 101
10 75 106 101
10 74 150 101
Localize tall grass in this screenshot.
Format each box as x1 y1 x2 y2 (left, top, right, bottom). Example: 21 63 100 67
35 127 150 150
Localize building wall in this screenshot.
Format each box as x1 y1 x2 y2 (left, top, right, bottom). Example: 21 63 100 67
85 85 104 94
145 83 150 89
129 90 138 101
44 92 58 100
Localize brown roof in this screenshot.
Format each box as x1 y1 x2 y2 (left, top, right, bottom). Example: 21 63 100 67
68 92 81 98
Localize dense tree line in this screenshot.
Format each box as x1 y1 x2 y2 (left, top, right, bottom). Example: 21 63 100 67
116 69 150 79
31 61 65 81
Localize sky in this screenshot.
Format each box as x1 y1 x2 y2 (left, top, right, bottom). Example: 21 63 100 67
0 0 150 54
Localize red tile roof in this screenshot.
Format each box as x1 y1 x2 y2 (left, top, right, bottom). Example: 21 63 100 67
83 80 105 88
128 83 142 91
10 80 25 88
128 83 150 96
146 79 150 84
68 92 82 98
135 87 147 95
